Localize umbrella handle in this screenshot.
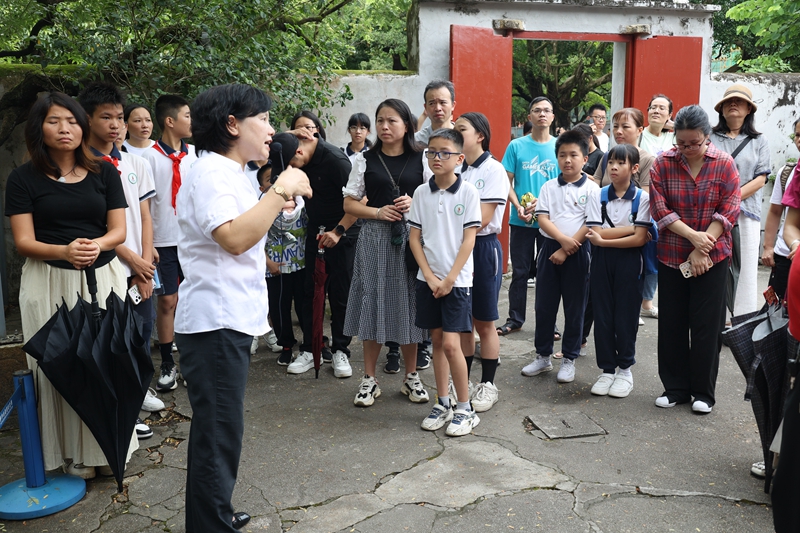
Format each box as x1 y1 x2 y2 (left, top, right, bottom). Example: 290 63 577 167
317 225 326 254
85 266 98 298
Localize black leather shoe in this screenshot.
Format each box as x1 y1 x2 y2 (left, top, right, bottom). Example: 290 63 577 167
232 511 251 530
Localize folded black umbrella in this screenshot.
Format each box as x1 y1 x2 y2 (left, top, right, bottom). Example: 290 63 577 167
23 267 153 491
722 303 790 493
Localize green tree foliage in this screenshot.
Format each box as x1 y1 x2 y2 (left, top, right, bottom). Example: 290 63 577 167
338 0 411 71
726 0 800 72
512 40 612 129
0 0 358 125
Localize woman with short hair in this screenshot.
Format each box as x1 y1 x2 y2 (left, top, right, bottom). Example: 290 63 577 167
649 105 740 414
174 83 311 532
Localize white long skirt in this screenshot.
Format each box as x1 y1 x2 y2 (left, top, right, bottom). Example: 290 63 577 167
733 214 760 316
20 257 138 471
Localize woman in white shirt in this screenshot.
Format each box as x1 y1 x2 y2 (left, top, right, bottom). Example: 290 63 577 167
174 84 310 533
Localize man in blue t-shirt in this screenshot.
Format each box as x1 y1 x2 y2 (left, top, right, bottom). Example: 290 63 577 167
498 96 560 336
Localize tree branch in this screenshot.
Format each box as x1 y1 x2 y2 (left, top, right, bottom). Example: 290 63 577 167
0 15 53 59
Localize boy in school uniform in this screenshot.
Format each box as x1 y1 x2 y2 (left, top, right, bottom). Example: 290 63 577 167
141 95 197 391
78 81 163 428
522 130 598 383
408 129 482 437
584 144 650 398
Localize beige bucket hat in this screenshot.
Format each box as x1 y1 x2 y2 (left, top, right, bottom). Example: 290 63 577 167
714 83 757 113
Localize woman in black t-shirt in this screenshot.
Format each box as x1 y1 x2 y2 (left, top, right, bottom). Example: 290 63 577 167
343 98 429 407
5 92 129 480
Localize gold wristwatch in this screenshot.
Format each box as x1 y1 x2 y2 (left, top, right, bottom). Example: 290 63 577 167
272 185 290 202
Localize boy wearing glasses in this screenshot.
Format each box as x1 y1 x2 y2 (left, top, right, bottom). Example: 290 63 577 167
409 129 481 436
587 104 609 151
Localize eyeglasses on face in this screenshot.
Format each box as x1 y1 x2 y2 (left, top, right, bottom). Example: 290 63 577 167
673 140 709 151
348 126 367 132
531 108 553 115
589 115 607 122
425 150 461 160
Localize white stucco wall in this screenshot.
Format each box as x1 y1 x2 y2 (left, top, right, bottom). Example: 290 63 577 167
325 0 721 148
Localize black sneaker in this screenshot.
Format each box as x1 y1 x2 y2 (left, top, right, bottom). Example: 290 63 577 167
322 346 333 364
135 418 153 439
416 346 431 370
383 348 401 374
277 348 293 366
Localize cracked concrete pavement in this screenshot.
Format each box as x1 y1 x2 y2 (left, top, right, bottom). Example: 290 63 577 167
0 267 777 532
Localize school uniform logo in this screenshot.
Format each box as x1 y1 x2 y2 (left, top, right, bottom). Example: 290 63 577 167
475 179 485 189
578 194 587 205
128 173 138 185
454 204 465 216
628 213 635 223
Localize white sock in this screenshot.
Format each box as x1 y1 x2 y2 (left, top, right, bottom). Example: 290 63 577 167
456 401 471 412
439 396 451 408
618 368 632 378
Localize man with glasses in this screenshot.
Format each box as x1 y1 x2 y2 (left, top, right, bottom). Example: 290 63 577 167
587 104 609 152
497 96 560 336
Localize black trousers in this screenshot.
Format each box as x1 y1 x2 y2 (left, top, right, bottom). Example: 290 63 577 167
590 247 643 372
534 237 590 360
657 259 728 405
267 270 305 349
176 329 251 533
507 224 544 327
300 231 355 354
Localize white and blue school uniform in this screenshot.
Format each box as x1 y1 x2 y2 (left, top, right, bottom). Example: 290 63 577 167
408 176 481 332
534 173 598 360
585 182 651 373
461 152 509 322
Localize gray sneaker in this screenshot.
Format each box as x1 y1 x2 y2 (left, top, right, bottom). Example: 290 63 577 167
557 358 575 383
521 356 553 376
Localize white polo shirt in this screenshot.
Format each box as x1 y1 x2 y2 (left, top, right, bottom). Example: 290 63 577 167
408 176 481 287
771 164 795 258
122 139 155 157
461 152 510 236
585 182 651 230
141 141 197 247
174 151 268 337
536 173 598 240
118 152 156 277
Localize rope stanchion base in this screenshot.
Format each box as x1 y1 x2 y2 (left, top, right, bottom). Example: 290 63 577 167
0 473 86 520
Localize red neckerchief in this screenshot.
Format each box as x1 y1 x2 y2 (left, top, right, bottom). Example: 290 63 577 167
101 155 120 175
152 143 187 213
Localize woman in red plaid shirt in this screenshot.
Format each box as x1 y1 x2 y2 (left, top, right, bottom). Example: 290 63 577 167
649 105 741 414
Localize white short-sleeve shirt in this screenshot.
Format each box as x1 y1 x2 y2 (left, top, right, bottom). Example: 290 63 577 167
141 141 198 247
535 173 599 240
174 151 269 336
585 182 651 230
771 164 795 258
118 152 156 277
408 176 482 287
123 139 155 157
461 152 510 236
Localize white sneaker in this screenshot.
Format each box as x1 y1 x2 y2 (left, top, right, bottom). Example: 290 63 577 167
640 306 659 319
692 400 712 414
66 462 96 479
172 342 178 353
265 330 281 353
402 372 430 403
332 350 352 378
638 317 645 326
141 387 165 412
608 372 633 398
751 461 766 478
421 402 453 431
591 373 615 396
135 418 153 439
354 375 381 407
472 382 499 412
527 278 535 288
521 355 553 376
557 358 575 383
655 395 676 408
448 377 475 404
445 409 480 437
287 351 314 374
250 337 259 355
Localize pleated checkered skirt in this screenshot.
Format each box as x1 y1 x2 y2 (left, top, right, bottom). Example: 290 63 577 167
344 220 426 345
